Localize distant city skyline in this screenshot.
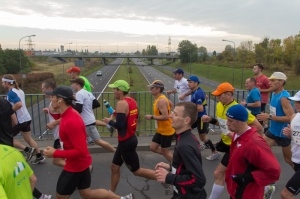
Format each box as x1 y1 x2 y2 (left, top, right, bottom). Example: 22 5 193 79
1 1 299 53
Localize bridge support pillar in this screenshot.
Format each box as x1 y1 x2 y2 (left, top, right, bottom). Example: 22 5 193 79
127 58 130 65
102 58 106 65
150 58 153 65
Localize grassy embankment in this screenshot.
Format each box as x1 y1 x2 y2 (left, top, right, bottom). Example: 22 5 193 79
157 60 299 91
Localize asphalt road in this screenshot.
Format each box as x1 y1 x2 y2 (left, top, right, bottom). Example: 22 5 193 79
32 145 294 199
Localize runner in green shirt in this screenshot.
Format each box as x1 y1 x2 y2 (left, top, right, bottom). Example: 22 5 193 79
66 66 94 92
0 144 36 199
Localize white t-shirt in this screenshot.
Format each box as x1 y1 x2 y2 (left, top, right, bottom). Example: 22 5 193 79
174 77 191 102
75 89 96 125
7 88 31 123
291 112 300 163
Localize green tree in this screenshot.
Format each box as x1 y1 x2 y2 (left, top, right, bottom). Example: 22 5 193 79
237 41 255 64
198 46 208 62
177 40 198 63
0 49 31 74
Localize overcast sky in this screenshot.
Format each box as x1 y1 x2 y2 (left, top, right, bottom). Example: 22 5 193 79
0 0 299 53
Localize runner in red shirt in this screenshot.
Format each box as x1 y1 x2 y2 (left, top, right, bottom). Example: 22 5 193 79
253 64 272 112
103 80 156 193
43 85 133 199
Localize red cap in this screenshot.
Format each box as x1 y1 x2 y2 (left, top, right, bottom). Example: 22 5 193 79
66 66 81 73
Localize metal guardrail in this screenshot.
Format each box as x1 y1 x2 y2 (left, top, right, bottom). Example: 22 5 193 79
2 89 298 137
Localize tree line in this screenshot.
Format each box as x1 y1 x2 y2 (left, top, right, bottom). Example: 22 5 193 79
177 32 300 75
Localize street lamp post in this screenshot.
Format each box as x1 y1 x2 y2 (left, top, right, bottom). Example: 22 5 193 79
222 39 236 86
19 34 36 90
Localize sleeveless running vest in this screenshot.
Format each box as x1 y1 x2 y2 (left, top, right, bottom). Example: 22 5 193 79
153 94 175 136
118 97 138 141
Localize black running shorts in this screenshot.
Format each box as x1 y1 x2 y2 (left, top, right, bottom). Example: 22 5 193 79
56 168 91 195
113 135 140 172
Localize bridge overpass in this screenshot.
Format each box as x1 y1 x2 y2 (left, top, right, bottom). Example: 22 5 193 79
33 53 179 65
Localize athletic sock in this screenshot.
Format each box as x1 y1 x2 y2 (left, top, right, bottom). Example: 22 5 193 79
205 139 216 151
24 147 30 152
208 183 224 199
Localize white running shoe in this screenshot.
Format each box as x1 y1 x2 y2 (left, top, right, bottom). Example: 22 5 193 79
122 193 134 199
40 194 52 199
206 152 220 161
264 185 275 199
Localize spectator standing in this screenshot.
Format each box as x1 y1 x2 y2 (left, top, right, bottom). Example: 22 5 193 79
155 101 207 199
187 75 220 160
43 85 133 199
225 104 280 199
281 90 300 199
166 68 191 102
2 74 45 164
103 80 156 193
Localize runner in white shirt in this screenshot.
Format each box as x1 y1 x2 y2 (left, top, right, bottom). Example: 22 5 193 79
282 90 300 198
70 78 116 153
166 68 191 102
2 74 45 165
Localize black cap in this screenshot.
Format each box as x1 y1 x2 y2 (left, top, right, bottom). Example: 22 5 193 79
45 85 76 100
173 68 184 74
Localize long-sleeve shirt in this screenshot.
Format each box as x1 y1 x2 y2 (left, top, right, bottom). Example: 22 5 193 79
225 127 281 199
53 107 92 172
166 129 206 199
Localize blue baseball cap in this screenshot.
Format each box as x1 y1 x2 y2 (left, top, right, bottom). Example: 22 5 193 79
187 76 201 83
173 68 184 74
226 104 248 122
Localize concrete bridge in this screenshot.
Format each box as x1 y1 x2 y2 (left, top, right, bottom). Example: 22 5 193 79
33 53 179 65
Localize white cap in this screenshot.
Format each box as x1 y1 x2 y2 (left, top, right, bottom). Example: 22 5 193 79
288 91 300 101
268 72 287 81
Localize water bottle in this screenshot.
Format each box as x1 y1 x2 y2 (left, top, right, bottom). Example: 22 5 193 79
103 100 115 115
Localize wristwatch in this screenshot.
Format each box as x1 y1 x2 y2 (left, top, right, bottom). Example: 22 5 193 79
268 114 273 120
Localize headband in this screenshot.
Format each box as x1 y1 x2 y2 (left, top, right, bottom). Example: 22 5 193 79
2 78 15 84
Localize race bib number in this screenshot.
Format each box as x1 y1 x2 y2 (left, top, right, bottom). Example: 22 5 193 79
217 117 230 135
292 130 300 145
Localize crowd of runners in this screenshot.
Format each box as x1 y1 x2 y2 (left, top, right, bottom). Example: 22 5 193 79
0 64 299 199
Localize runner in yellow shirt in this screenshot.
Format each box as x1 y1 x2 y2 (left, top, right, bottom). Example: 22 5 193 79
201 82 263 199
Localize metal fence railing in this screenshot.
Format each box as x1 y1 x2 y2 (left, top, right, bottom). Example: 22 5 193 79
2 89 298 137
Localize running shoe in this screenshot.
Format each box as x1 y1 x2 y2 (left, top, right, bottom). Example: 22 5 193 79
206 152 220 161
25 147 35 161
264 185 275 199
122 193 134 199
31 155 46 164
40 194 52 199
